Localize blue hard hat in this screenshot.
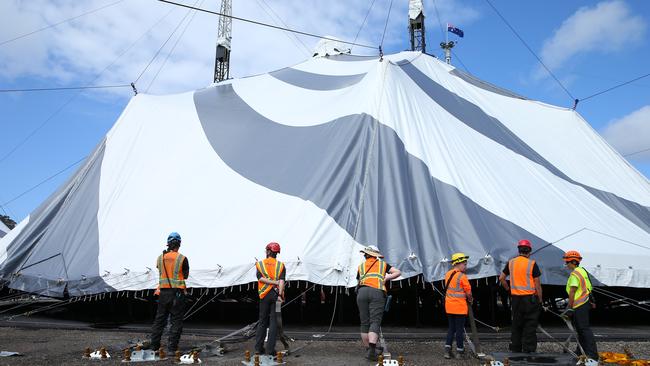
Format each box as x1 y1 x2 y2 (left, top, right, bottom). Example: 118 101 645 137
167 232 181 244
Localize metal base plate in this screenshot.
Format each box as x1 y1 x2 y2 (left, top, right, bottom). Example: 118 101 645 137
489 352 577 366
241 355 285 365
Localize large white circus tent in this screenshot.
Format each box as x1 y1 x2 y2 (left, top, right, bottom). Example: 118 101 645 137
1 51 649 297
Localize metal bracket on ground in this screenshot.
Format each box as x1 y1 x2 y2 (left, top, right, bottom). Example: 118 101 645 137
241 354 285 365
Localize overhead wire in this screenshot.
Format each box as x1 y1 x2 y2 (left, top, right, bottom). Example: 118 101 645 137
0 5 177 165
351 0 378 53
578 72 650 103
0 0 126 47
157 0 376 49
379 0 394 50
0 85 130 93
1 156 87 207
623 147 650 158
145 0 206 92
431 0 446 40
134 0 202 85
256 0 311 56
483 0 575 102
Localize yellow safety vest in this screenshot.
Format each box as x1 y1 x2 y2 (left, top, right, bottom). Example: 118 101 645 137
566 267 592 309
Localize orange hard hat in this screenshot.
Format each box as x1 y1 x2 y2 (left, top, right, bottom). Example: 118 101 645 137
563 250 582 263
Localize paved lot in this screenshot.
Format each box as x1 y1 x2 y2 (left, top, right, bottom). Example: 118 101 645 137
1 326 649 365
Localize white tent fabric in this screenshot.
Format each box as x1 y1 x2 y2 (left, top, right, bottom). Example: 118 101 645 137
1 52 649 297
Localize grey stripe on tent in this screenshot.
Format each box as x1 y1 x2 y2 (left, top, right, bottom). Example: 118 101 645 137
0 140 115 297
400 62 650 234
449 69 526 99
194 85 567 284
269 68 366 91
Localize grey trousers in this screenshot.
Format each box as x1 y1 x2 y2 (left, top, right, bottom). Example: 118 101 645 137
357 286 386 334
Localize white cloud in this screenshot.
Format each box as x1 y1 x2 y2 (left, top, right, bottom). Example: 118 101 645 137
540 0 646 71
601 105 650 163
0 0 480 96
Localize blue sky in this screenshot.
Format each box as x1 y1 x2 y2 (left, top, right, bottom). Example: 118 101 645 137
1 0 649 222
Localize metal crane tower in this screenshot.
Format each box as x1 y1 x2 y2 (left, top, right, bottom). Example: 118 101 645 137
408 0 426 53
213 0 232 83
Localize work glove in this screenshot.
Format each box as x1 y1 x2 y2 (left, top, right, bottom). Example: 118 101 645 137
560 308 574 319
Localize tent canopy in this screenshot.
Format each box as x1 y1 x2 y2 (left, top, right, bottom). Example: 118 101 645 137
1 52 649 297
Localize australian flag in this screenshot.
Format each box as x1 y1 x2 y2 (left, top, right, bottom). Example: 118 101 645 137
447 23 464 38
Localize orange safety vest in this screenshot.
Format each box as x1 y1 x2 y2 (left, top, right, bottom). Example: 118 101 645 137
157 251 186 289
444 269 470 315
256 257 285 299
508 256 536 296
358 258 388 292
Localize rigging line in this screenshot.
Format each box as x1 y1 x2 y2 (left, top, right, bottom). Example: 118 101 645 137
183 263 258 320
483 0 575 102
579 72 650 103
134 1 199 84
1 156 87 207
451 49 471 74
254 0 308 56
530 227 587 255
157 0 376 49
592 288 650 313
145 0 205 92
351 0 378 52
623 147 650 158
0 0 126 47
0 7 177 165
379 0 394 49
592 287 650 310
431 0 446 40
258 0 311 56
0 85 130 93
584 228 650 251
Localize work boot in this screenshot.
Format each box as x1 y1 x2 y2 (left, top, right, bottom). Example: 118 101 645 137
455 348 465 359
365 347 377 361
443 346 452 359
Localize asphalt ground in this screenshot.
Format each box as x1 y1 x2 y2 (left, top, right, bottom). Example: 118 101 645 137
1 320 650 365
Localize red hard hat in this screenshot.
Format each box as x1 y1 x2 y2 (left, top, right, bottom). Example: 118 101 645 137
517 239 532 249
266 242 281 253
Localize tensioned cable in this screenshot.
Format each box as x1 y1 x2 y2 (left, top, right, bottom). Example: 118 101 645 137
351 0 378 52
431 0 446 40
483 0 575 102
451 50 471 74
579 72 650 103
592 287 650 311
1 156 86 207
134 1 201 84
0 0 126 47
0 6 177 165
257 0 311 56
145 0 205 92
379 0 394 49
157 0 376 49
0 85 130 93
623 147 650 158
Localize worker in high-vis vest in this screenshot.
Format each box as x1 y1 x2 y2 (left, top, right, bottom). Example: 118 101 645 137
254 242 286 356
150 232 189 353
562 250 598 359
356 245 401 361
499 239 543 353
443 253 473 359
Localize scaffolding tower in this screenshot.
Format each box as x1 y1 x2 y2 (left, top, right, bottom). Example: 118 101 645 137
213 0 232 83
